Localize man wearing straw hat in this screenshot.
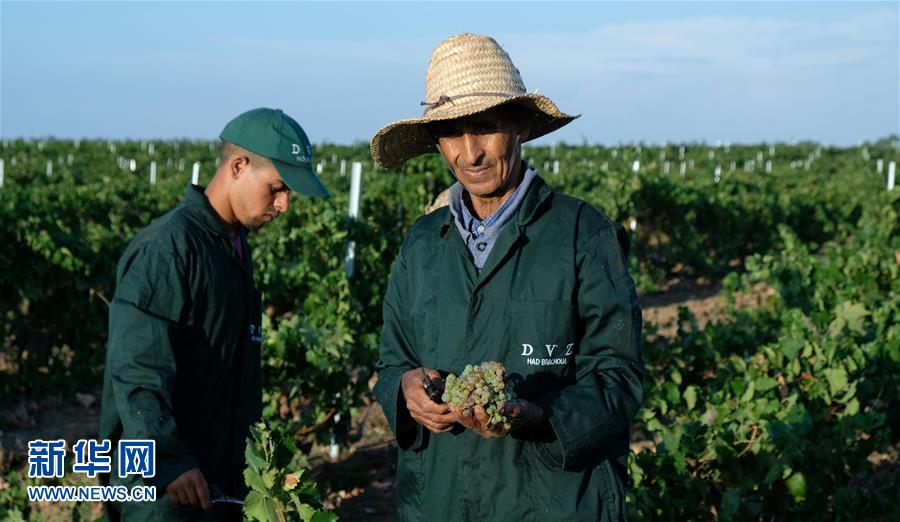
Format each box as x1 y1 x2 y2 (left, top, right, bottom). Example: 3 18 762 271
372 34 643 521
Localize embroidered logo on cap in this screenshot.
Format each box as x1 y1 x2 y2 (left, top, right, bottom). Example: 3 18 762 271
291 143 310 163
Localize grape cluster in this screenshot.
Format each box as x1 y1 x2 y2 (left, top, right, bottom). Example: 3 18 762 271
441 361 512 429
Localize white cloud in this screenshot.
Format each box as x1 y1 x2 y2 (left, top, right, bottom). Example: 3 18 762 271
502 9 897 78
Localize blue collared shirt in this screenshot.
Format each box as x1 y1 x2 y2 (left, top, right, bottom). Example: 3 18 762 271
448 164 537 270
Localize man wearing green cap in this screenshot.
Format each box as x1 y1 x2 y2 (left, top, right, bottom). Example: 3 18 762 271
99 108 329 521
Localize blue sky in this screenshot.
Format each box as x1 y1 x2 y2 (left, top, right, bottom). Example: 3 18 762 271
2 1 898 145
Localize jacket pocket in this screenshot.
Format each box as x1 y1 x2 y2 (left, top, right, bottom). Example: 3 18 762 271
395 448 424 520
523 442 596 521
525 443 627 521
506 301 577 400
600 458 625 521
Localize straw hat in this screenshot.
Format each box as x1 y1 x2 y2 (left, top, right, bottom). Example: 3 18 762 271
371 33 579 169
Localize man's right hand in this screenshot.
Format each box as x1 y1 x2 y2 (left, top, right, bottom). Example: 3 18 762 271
400 368 454 433
165 467 212 512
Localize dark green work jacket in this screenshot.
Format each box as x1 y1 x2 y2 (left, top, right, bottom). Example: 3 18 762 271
374 175 643 521
99 185 262 521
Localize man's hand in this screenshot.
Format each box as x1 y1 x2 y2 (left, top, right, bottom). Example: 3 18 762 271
400 368 455 433
165 467 212 512
450 399 544 439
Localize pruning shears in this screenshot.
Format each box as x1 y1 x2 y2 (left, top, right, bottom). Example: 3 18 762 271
209 484 243 505
421 369 443 403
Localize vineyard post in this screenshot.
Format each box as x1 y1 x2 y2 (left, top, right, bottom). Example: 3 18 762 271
680 162 686 177
46 160 53 178
150 161 157 185
876 159 883 174
631 160 640 175
766 160 772 174
344 161 363 278
191 162 200 185
663 161 670 175
340 159 346 176
0 158 4 188
888 161 896 192
553 160 560 175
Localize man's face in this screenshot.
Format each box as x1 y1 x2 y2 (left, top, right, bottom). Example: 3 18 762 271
232 158 291 229
431 107 524 199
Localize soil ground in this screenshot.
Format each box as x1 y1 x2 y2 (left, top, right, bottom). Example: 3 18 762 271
0 277 766 521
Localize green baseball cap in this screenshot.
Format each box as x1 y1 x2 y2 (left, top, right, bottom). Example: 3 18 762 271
220 108 330 197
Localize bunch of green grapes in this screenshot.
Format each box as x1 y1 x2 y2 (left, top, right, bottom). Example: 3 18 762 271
442 361 512 429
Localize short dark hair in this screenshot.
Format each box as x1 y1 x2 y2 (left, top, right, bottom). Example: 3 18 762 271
219 140 273 168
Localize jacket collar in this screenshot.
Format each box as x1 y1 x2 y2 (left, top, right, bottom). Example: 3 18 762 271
439 166 553 238
437 167 554 289
181 184 242 240
513 173 553 228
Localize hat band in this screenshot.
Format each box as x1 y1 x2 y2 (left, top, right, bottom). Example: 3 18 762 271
420 92 517 114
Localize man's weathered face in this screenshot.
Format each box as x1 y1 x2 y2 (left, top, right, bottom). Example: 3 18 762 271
431 106 524 199
232 157 291 229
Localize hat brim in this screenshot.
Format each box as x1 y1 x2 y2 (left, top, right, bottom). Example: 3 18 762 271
271 158 331 198
371 93 579 169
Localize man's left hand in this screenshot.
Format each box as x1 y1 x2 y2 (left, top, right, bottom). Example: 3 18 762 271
449 399 544 439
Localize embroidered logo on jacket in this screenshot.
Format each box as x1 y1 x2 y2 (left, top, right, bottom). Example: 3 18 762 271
520 343 575 366
249 324 263 343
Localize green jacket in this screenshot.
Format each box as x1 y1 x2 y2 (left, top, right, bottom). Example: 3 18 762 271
99 185 262 521
374 175 643 522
